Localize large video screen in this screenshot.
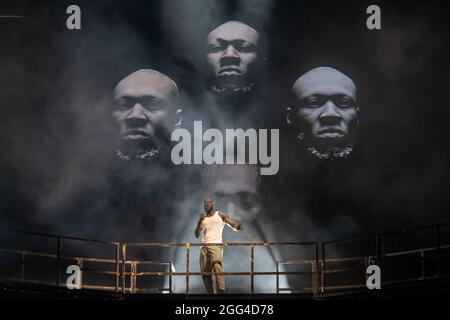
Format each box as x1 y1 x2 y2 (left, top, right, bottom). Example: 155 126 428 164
1 0 449 305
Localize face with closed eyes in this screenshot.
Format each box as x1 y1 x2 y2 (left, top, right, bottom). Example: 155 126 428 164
292 67 358 148
206 21 260 90
112 70 179 144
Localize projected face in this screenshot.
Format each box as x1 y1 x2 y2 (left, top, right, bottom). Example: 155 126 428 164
291 67 358 159
203 165 262 222
113 70 180 146
206 21 260 93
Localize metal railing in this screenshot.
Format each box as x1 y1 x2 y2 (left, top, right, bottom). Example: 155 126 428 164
0 221 449 296
122 241 319 295
317 221 450 293
122 259 173 293
0 226 120 292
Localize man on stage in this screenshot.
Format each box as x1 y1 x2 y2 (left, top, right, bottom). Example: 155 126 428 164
194 197 244 294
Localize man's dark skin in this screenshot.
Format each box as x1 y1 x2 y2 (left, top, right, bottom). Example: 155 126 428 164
195 198 243 239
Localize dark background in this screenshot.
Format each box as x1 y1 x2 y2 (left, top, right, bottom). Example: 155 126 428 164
0 0 449 239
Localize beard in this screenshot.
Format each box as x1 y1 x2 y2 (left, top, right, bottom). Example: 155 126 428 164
209 82 255 97
307 143 354 160
297 131 355 160
115 129 170 161
295 118 358 160
115 145 161 161
208 71 256 97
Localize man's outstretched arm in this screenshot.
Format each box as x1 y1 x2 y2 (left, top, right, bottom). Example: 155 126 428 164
219 212 243 231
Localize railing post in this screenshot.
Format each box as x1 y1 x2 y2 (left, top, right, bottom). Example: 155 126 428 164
130 261 137 293
276 262 279 294
420 251 425 279
115 243 119 293
185 242 190 295
311 261 317 296
375 235 382 266
76 258 84 289
169 262 173 294
321 242 325 293
364 257 369 283
20 252 26 280
250 245 254 294
314 243 319 296
121 244 127 293
435 226 441 277
56 237 61 290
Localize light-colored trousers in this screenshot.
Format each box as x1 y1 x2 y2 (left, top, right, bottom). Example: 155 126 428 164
199 245 225 294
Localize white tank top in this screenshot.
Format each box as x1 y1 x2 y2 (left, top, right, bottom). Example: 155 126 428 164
201 211 225 243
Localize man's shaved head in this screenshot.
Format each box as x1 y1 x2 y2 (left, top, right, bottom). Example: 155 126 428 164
292 67 356 100
206 21 260 94
112 69 181 158
207 21 259 46
114 69 179 104
290 67 359 160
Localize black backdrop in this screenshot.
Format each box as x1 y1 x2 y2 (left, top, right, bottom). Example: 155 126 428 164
1 0 449 241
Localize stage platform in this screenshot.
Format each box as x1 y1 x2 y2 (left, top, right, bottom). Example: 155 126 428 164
1 276 449 300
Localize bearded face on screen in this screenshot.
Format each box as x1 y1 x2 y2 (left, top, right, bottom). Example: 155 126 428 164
289 67 359 160
206 21 260 97
112 69 181 161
